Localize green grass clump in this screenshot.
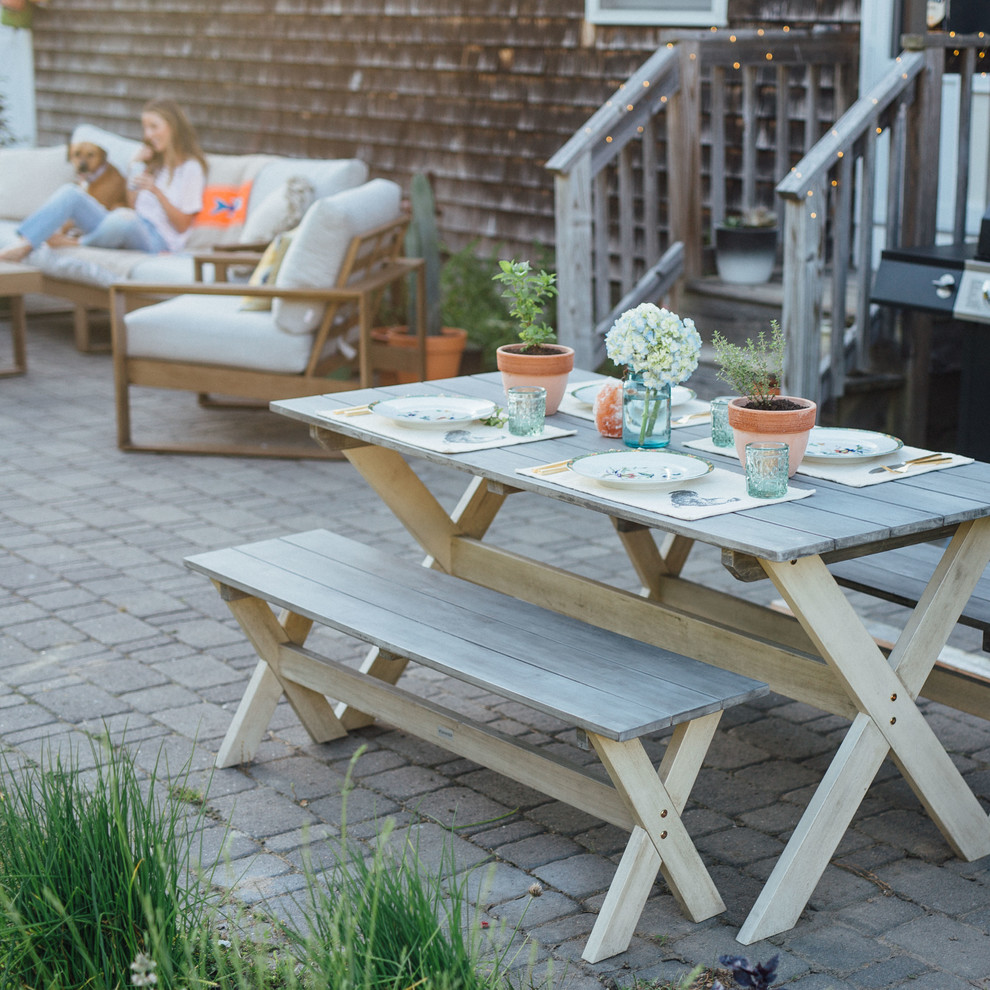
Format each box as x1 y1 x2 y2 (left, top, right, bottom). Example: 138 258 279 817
0 739 214 989
0 740 532 990
291 821 508 990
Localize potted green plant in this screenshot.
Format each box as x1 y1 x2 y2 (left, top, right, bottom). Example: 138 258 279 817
371 173 468 383
714 207 778 285
493 259 574 414
711 320 816 476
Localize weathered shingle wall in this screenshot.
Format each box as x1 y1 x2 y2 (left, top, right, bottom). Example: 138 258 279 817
31 0 859 257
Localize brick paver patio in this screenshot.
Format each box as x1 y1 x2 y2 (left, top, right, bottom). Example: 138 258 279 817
1 311 988 989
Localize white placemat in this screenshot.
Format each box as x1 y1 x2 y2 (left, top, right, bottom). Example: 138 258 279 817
517 461 813 520
318 408 577 453
683 436 739 458
558 380 712 429
683 437 973 486
794 445 973 486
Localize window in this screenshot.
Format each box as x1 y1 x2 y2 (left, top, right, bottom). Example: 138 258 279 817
586 0 728 27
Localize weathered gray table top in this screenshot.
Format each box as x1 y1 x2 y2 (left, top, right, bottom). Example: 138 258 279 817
273 371 990 563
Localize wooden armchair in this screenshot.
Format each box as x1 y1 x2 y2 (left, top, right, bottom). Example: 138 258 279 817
110 181 425 457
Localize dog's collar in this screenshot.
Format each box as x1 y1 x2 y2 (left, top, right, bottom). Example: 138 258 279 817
79 163 109 183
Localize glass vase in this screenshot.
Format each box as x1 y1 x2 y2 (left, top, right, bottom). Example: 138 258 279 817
622 375 671 449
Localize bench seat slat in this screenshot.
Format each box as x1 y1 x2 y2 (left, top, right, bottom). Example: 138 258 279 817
278 530 757 706
831 542 990 633
186 530 767 741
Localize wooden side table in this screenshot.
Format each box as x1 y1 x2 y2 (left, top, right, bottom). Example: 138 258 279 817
0 261 42 376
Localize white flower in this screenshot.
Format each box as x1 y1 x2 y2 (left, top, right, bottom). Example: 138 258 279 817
604 303 701 389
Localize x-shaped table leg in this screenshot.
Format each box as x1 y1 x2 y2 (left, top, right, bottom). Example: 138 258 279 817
213 587 347 768
738 518 990 944
583 711 724 962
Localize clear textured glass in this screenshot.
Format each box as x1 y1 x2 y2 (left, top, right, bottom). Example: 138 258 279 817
507 385 546 436
746 441 790 499
622 375 671 448
710 395 735 448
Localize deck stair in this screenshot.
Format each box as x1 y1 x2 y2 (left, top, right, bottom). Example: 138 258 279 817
548 30 987 446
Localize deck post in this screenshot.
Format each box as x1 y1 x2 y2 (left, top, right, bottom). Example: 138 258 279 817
553 153 595 370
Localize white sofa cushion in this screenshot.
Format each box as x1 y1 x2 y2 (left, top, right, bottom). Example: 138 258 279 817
273 178 402 335
0 144 75 220
124 293 313 373
30 243 146 287
247 158 368 213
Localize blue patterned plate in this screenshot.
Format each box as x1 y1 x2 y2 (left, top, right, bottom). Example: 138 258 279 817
372 395 496 429
803 427 903 462
568 450 713 490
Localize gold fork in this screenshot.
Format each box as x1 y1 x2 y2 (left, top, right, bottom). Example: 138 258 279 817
531 459 572 475
332 404 374 417
672 411 711 426
880 454 952 474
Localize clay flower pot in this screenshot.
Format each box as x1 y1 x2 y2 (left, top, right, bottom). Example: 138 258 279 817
496 344 575 415
728 396 817 476
371 326 468 384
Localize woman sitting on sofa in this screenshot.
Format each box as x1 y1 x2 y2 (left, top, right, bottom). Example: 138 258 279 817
0 99 207 263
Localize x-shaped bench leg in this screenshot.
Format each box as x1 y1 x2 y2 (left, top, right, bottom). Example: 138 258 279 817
583 711 724 963
738 519 990 944
214 586 347 768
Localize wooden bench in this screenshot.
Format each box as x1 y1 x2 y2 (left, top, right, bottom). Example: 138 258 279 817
828 542 990 714
185 528 769 963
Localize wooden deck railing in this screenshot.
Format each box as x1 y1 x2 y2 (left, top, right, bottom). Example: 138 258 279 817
546 28 859 372
779 34 990 420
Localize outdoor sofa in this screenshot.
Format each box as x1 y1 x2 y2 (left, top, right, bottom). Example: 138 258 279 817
0 123 368 349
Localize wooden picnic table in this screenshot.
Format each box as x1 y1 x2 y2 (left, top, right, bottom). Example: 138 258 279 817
272 371 990 945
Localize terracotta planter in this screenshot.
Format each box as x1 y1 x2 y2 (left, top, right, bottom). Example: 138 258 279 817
371 326 468 384
496 344 575 415
728 396 817 476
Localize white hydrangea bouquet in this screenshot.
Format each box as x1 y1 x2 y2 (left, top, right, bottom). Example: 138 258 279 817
604 303 701 446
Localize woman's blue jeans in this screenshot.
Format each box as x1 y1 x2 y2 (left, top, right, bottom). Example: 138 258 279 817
18 184 167 252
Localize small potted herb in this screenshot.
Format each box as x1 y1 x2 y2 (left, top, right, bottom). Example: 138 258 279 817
714 206 778 285
493 259 574 414
711 320 816 475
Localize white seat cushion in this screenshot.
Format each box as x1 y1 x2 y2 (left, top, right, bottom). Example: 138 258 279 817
0 144 74 220
273 178 402 335
124 293 314 373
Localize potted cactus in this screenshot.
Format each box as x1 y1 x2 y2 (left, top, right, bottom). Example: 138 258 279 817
371 173 468 383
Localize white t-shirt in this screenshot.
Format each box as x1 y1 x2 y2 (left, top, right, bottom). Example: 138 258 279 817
134 158 206 252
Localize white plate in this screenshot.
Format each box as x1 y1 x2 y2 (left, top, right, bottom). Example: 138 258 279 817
568 450 713 490
372 395 496 429
803 427 903 462
570 382 696 408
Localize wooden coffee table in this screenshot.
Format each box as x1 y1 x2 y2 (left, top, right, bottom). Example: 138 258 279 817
0 261 42 376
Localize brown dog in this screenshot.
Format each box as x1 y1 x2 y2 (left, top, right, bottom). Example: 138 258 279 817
49 141 130 244
67 141 128 211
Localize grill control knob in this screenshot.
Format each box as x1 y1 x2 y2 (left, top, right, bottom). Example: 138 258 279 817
933 273 956 299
